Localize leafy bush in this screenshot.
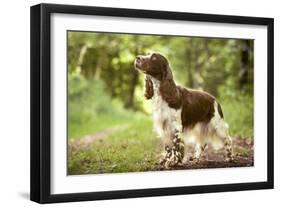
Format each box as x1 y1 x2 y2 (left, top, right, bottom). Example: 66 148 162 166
218 86 253 138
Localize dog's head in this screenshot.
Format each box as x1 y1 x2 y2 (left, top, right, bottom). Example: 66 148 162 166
134 52 172 81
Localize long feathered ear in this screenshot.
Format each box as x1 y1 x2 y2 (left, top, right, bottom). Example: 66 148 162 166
144 75 154 99
162 64 173 80
160 65 181 108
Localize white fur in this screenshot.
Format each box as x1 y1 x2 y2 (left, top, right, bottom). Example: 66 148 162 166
149 77 230 158
150 77 182 146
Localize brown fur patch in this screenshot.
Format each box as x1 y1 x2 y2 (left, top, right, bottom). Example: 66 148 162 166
180 88 215 130
159 79 181 109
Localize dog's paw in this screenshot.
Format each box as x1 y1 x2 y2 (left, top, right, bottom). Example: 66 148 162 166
189 156 200 164
225 155 234 162
161 145 184 168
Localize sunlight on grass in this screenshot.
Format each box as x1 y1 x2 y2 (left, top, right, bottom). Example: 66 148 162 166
68 115 162 174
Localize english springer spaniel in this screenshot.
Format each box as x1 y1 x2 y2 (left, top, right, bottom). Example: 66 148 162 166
134 52 233 168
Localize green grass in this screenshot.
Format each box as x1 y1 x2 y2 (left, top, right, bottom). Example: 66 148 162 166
68 115 130 140
68 115 161 175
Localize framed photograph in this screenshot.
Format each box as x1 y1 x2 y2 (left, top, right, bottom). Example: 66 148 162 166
30 3 274 203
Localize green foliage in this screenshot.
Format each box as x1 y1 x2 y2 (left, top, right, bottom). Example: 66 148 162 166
219 92 253 138
68 75 134 139
217 77 254 138
68 32 253 108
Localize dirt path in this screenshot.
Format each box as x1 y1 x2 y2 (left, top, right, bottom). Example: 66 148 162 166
68 125 129 151
160 137 254 170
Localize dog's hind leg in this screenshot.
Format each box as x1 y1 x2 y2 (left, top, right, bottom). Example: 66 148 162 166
189 143 208 163
215 121 234 162
223 135 234 161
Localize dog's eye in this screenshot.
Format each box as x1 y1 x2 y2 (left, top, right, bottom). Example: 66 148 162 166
151 54 157 61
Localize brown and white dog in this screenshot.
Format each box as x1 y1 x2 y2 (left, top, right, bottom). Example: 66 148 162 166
134 52 233 167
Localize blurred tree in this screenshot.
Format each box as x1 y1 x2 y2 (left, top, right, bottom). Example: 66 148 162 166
239 40 252 89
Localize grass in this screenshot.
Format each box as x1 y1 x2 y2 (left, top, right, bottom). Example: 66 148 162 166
68 115 130 140
68 115 162 175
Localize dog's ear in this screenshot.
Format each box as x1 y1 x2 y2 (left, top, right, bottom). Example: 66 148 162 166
144 75 154 99
160 78 181 108
162 65 173 80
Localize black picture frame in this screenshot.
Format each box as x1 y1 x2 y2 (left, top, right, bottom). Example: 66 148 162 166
30 3 274 204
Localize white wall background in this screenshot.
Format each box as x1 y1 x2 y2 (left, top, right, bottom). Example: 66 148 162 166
0 0 279 206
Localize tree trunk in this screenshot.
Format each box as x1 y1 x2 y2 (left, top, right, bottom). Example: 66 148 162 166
94 49 106 80
125 68 139 109
239 40 251 88
125 37 140 109
76 44 88 75
186 40 194 87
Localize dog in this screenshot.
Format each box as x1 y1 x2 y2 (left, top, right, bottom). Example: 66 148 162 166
134 52 233 168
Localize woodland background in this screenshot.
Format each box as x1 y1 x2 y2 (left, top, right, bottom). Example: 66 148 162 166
67 32 254 174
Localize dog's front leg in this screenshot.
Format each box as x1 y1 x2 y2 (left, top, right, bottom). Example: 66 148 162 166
161 129 185 168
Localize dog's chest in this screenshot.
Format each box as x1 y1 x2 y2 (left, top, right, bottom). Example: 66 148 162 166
150 78 182 136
